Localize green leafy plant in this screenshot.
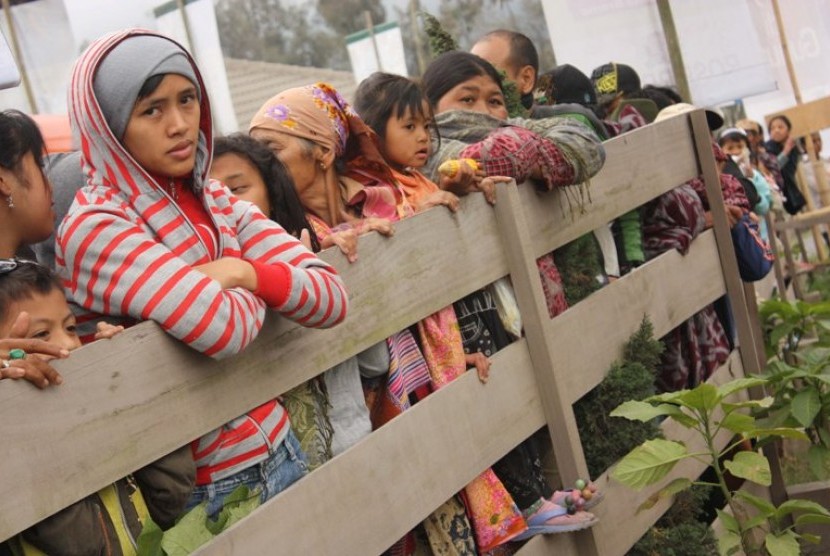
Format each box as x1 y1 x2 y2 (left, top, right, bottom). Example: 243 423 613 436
420 11 458 57
610 379 830 555
759 298 830 362
136 485 261 555
575 317 662 477
759 298 830 478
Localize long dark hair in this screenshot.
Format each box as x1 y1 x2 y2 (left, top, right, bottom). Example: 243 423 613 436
214 134 321 252
0 110 46 175
421 51 504 109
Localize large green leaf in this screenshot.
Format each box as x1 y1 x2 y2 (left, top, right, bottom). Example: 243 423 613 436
795 514 830 527
636 477 692 512
746 428 810 442
719 412 756 434
735 490 776 517
717 530 742 556
775 499 830 519
716 508 741 535
765 531 800 556
769 323 796 350
160 503 215 556
135 517 164 556
611 439 688 489
679 383 719 412
791 388 821 428
610 401 678 422
808 444 830 478
717 378 767 399
722 398 774 412
723 451 771 486
647 390 687 404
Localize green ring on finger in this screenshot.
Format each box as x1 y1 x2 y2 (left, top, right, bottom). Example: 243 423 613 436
9 348 26 360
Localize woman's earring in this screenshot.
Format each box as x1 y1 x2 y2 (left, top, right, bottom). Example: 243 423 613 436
5 195 13 209
319 162 326 171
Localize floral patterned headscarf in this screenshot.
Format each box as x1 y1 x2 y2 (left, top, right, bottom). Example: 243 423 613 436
249 83 392 182
249 83 400 226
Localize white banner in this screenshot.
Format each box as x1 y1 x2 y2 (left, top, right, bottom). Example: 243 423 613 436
346 21 408 82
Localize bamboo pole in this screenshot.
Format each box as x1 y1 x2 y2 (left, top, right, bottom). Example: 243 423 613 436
1 0 36 113
176 0 196 57
409 0 426 75
771 0 828 261
655 0 691 103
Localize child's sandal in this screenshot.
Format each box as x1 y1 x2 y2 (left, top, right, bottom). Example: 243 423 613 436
550 479 604 512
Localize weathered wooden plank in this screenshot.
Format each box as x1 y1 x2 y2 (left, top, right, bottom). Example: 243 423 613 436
517 352 745 556
691 110 764 378
492 182 602 553
198 340 546 555
0 193 510 541
549 231 726 404
776 204 830 230
764 95 830 137
519 114 700 258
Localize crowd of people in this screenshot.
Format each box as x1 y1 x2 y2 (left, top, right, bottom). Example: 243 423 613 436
0 23 811 556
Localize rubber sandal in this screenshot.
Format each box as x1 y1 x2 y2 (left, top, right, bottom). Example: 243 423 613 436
511 509 598 540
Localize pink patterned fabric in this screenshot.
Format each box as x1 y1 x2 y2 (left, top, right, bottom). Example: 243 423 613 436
643 185 731 391
458 125 575 191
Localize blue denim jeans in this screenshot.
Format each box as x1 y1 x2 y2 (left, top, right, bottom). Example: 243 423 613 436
187 429 308 518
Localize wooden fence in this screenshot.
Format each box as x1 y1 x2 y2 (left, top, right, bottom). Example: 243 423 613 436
0 110 771 555
765 96 830 301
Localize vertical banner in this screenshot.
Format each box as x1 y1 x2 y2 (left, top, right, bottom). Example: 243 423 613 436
539 0 776 106
155 0 239 133
346 21 408 82
671 0 775 106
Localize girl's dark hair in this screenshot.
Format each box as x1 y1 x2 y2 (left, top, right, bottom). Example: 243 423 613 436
0 110 46 173
769 114 792 133
422 51 505 109
137 74 166 101
0 260 62 325
354 72 432 141
214 134 321 252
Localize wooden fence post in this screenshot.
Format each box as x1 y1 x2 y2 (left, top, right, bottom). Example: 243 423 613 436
492 181 600 555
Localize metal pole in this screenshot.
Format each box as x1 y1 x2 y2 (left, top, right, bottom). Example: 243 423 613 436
1 0 36 113
655 0 691 102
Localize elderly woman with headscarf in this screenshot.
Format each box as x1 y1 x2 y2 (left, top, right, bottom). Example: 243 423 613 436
56 29 349 517
250 84 532 553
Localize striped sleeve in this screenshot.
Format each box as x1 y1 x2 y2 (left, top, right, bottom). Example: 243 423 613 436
57 204 267 360
229 194 349 329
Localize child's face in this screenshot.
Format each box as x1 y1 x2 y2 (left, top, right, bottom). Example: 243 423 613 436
382 104 432 171
435 74 509 121
210 153 271 216
720 138 747 158
0 289 81 357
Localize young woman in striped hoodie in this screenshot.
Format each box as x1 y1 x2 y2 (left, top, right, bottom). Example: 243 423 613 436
55 29 348 517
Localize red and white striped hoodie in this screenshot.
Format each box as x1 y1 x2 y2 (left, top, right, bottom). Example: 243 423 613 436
56 29 349 483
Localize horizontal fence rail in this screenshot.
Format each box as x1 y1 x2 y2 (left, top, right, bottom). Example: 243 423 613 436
1 110 765 556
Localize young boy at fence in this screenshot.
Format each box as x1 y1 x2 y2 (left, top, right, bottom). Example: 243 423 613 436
718 127 775 240
0 259 195 556
353 72 601 541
